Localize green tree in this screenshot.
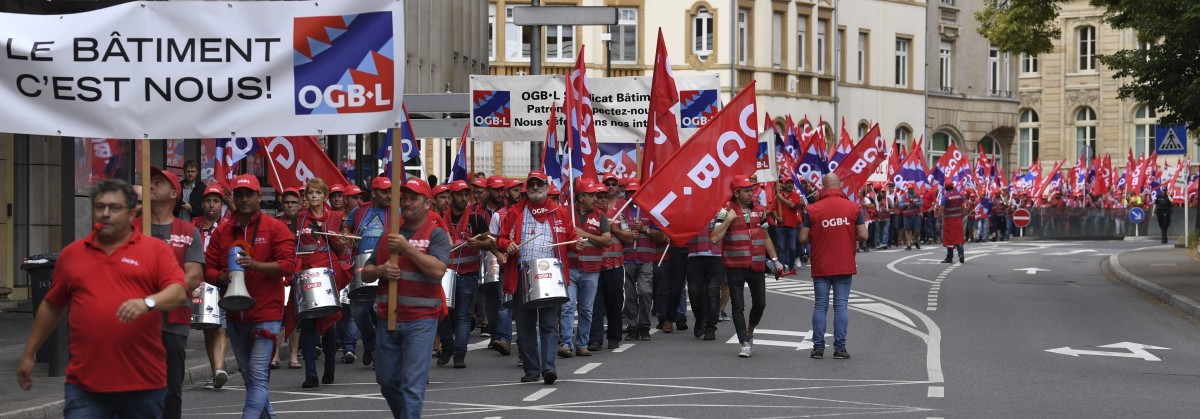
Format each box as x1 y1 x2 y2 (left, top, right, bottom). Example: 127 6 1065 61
976 0 1200 131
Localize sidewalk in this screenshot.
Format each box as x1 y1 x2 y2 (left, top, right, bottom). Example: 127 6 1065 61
0 311 237 419
1103 244 1200 320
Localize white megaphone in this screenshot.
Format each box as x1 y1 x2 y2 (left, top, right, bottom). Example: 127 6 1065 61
219 245 256 311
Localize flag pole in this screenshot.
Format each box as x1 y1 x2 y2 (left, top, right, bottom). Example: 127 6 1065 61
140 140 151 235
386 127 402 332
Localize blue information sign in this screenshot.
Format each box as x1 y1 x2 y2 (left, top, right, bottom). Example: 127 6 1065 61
1128 207 1145 223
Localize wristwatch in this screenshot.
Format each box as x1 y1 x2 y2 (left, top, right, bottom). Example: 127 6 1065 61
143 297 156 311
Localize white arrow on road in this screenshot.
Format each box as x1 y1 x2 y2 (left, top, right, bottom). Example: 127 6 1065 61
1045 249 1096 256
1015 267 1050 275
1045 342 1170 361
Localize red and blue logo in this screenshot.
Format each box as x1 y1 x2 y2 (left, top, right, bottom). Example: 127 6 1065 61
679 89 719 128
293 11 395 115
472 90 511 128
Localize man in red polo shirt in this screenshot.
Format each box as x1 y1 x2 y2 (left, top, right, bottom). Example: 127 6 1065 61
18 179 188 418
204 175 297 418
800 174 868 360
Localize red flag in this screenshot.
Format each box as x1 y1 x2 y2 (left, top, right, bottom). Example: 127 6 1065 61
1094 154 1111 196
258 136 350 193
640 29 681 179
833 123 885 196
1034 160 1065 203
887 140 901 181
565 46 598 181
1124 148 1136 193
632 82 759 246
1133 152 1156 194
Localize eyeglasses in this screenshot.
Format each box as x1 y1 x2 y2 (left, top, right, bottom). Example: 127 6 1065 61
92 204 128 213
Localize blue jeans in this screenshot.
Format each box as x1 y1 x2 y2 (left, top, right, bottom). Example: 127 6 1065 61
482 283 512 343
515 281 559 375
64 383 165 419
226 320 281 419
812 276 852 349
300 318 335 379
350 299 377 358
877 219 891 247
775 226 797 269
440 273 480 355
338 305 359 353
375 318 437 419
562 269 598 349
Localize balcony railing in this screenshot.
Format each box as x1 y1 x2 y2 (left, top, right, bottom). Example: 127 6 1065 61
989 89 1013 98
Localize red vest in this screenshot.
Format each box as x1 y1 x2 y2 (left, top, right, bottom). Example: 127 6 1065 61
374 221 444 322
444 207 484 274
566 209 605 273
601 206 625 269
807 190 861 277
688 215 723 256
901 193 922 217
621 205 658 264
721 203 767 272
137 217 195 326
943 190 965 218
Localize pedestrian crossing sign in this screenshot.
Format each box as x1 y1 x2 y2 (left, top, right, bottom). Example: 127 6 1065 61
1155 125 1188 155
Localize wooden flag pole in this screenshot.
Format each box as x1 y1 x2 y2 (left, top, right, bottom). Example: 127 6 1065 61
141 140 151 235
387 128 403 332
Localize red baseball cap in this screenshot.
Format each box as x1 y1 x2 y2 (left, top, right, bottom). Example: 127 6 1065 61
282 187 300 197
346 185 363 196
202 185 224 198
149 167 181 195
549 184 561 196
624 180 642 191
432 183 451 196
472 177 487 188
578 179 606 194
329 184 345 195
527 170 548 182
447 180 470 193
232 174 261 192
371 176 392 190
505 179 523 190
488 176 506 189
729 176 755 192
601 173 618 183
401 178 433 199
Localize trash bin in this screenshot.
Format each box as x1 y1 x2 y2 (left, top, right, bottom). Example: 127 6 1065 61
21 253 67 377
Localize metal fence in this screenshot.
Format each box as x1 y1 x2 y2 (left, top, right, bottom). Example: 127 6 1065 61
1016 207 1198 240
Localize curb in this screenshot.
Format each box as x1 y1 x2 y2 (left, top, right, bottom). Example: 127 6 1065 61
0 355 238 419
1103 252 1200 321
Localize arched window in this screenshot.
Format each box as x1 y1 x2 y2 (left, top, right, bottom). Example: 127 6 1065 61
857 122 869 139
692 7 714 62
1018 110 1039 169
1133 105 1157 157
895 126 912 146
1075 107 1097 161
930 131 954 167
979 136 1002 171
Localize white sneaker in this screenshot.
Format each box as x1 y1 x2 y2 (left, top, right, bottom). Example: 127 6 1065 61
213 370 228 389
738 343 752 358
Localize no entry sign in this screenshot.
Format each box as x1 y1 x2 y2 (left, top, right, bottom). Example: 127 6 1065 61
1012 208 1032 228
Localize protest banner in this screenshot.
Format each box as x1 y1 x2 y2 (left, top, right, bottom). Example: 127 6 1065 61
0 0 405 138
469 74 720 142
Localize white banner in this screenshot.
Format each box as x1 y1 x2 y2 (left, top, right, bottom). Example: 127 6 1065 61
469 74 720 142
0 0 404 139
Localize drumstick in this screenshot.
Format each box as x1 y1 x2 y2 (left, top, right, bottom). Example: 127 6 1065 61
547 239 585 248
314 231 361 240
517 233 543 248
450 233 489 252
296 251 314 256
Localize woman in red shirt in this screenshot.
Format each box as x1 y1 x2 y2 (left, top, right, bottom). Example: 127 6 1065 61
290 178 351 389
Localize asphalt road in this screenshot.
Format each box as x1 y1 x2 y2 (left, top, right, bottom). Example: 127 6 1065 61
182 240 1200 418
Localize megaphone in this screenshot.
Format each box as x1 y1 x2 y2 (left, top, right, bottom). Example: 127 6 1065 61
219 245 256 311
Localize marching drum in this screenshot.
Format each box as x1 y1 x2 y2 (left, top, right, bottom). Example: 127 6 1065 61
522 258 568 308
190 284 222 330
441 269 457 309
347 250 378 298
293 267 340 319
339 287 350 307
480 252 500 286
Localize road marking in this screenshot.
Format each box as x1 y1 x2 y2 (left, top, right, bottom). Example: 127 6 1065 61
1014 267 1050 275
1150 263 1178 266
523 388 556 402
574 363 601 375
612 343 633 353
927 386 944 398
1045 249 1095 256
885 253 937 284
1045 342 1170 361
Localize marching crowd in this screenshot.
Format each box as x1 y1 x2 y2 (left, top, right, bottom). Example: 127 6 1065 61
27 157 1183 418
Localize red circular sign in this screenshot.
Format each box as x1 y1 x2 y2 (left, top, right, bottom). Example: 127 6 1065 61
1012 208 1032 228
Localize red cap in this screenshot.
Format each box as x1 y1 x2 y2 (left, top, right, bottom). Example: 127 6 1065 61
624 180 642 191
488 176 506 189
432 183 451 196
282 187 300 197
505 179 523 190
150 167 181 196
401 178 433 199
232 174 261 192
329 184 345 195
447 180 470 193
729 176 755 192
202 185 224 198
549 184 561 195
579 179 607 194
944 180 955 188
346 185 363 196
371 176 392 190
779 172 793 182
602 173 618 183
527 170 548 182
471 177 487 188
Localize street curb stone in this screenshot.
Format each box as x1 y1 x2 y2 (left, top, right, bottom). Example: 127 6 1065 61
1103 252 1200 321
0 355 238 419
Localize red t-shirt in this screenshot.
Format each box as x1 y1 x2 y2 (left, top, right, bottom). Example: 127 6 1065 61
44 231 186 392
778 191 802 228
204 212 297 324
